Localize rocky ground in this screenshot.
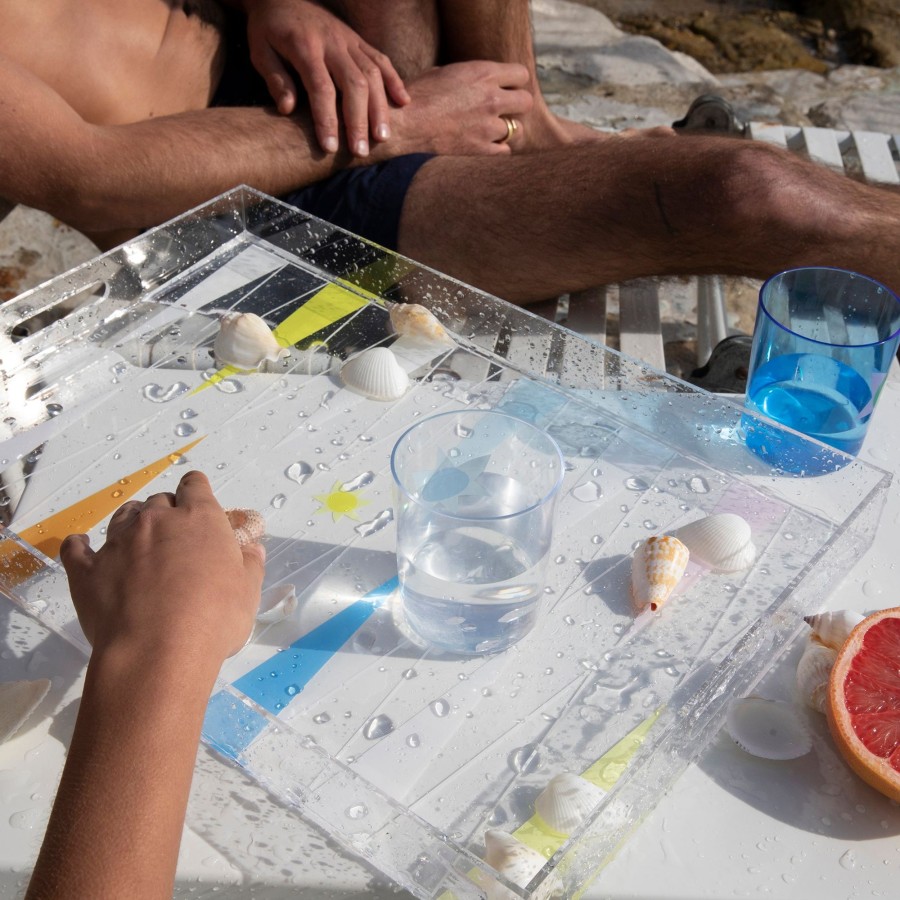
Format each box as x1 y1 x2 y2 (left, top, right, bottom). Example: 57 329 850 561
532 0 900 375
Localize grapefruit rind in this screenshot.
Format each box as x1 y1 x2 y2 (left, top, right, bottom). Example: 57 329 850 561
826 606 900 802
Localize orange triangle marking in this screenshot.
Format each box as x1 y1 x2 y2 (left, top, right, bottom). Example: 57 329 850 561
0 437 204 588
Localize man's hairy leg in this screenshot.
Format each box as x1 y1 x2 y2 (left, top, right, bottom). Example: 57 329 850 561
397 134 900 303
325 0 440 80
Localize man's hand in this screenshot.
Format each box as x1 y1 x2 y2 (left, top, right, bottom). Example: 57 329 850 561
372 62 535 159
245 0 410 157
60 471 265 665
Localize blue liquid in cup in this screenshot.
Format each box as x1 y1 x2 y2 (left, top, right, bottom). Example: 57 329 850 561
742 268 900 474
744 353 872 471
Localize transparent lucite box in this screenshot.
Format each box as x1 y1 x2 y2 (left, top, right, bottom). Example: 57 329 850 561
0 187 890 898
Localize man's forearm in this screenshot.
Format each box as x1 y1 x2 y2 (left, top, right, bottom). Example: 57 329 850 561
43 107 347 234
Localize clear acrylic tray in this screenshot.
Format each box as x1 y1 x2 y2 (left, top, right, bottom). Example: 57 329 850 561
0 188 890 898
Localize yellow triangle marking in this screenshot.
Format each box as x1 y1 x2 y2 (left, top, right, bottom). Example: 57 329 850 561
438 709 661 900
0 437 204 586
191 283 369 395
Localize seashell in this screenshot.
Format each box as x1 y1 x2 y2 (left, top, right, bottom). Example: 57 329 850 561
725 697 812 760
803 609 865 650
256 584 298 624
795 639 838 714
534 772 606 836
0 679 51 744
389 303 452 345
340 346 410 401
225 508 266 546
481 830 564 900
672 513 756 573
630 534 689 614
214 312 290 369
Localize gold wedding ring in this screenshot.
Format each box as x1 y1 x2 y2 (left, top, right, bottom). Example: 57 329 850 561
498 115 519 144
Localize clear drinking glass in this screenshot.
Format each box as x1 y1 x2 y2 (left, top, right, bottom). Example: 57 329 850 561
742 267 900 473
391 409 564 655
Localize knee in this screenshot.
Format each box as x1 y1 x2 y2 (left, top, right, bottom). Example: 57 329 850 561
716 140 823 237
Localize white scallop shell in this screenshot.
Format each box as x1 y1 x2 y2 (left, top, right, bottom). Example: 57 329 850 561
725 697 812 760
534 772 606 836
214 312 290 370
389 303 452 345
631 534 690 613
340 346 410 401
795 640 838 714
803 609 865 650
481 830 564 900
0 679 51 744
672 513 756 572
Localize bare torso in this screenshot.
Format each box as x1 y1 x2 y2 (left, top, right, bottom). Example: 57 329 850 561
0 0 226 124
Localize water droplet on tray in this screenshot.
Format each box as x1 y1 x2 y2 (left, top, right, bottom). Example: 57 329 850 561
406 734 421 749
354 509 393 537
312 712 331 724
271 493 286 509
362 714 394 740
142 382 188 403
430 699 450 717
285 461 313 484
688 476 710 493
215 378 244 394
624 476 649 491
345 804 368 820
572 481 602 502
341 471 375 492
174 423 195 437
180 408 198 419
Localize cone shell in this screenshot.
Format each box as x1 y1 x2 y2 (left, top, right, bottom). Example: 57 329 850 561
803 609 865 651
534 772 606 836
225 508 266 546
214 312 290 369
672 513 755 573
389 303 452 345
796 639 837 714
481 830 564 900
0 679 51 744
631 534 689 613
341 346 410 401
725 697 812 760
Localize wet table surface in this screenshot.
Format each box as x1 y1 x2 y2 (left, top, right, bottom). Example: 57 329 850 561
1 193 898 899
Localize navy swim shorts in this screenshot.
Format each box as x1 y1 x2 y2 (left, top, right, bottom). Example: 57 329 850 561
282 154 434 251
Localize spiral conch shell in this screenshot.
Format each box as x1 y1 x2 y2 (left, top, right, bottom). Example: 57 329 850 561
631 534 689 613
340 346 410 401
225 508 266 546
480 830 564 900
389 303 452 345
672 513 756 573
803 609 865 650
214 312 290 369
534 772 606 836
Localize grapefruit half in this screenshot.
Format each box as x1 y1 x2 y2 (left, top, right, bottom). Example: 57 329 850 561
826 606 900 801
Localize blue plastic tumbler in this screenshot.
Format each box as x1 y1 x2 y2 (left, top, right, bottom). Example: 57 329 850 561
742 267 900 473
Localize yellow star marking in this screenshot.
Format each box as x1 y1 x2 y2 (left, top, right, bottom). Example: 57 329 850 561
313 481 370 522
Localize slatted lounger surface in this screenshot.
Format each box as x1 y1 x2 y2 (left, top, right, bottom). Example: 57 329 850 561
526 126 900 374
